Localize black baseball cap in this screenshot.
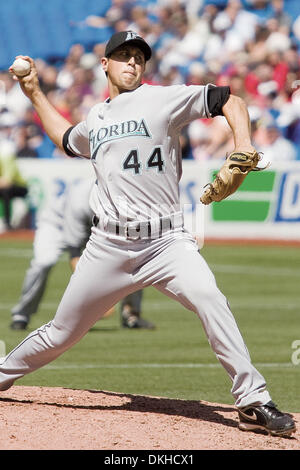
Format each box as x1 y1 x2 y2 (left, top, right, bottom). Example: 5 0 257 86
105 31 152 62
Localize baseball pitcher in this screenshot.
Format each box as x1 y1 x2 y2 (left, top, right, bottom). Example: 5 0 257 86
0 31 295 437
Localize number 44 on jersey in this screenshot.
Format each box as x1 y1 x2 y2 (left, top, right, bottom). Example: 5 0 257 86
123 146 165 174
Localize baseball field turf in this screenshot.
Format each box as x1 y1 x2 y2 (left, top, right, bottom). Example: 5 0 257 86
0 238 299 412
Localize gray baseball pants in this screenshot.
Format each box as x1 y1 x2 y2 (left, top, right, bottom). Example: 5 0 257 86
0 226 271 407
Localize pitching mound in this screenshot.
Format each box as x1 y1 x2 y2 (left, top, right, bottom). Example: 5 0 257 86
0 386 299 450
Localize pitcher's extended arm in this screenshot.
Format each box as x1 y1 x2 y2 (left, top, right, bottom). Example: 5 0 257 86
9 56 72 151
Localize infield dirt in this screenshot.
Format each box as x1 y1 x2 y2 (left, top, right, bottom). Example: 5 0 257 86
0 385 298 450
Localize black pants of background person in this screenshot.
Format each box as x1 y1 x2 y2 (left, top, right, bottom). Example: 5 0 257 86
0 185 28 229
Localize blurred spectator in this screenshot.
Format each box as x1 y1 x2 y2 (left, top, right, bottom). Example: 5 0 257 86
244 0 274 23
188 119 211 160
1 0 300 164
292 14 300 44
271 0 292 30
253 114 297 165
15 125 41 158
0 111 28 230
264 17 291 54
186 62 207 85
216 0 258 48
276 86 300 159
188 116 233 160
246 25 271 64
0 72 31 120
156 14 207 73
39 65 59 95
14 108 45 158
104 0 134 26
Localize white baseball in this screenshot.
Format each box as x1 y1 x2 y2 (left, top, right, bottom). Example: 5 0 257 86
11 58 31 77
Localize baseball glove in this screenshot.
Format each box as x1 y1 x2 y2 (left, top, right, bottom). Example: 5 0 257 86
200 150 266 205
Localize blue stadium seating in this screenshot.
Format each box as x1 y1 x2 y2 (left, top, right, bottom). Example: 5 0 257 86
0 0 112 69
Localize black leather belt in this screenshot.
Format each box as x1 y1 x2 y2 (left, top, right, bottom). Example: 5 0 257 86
92 214 183 240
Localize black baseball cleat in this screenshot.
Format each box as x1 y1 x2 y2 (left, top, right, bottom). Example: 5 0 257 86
238 401 296 437
10 315 28 331
10 320 28 330
121 311 156 330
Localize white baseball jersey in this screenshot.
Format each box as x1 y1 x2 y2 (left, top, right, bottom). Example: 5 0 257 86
65 83 214 221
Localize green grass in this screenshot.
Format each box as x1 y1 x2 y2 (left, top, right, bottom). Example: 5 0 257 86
0 239 299 412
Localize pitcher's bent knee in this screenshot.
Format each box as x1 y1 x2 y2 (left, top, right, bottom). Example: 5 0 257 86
183 281 221 312
38 320 80 353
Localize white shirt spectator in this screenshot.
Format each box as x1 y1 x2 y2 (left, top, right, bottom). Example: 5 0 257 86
256 126 297 165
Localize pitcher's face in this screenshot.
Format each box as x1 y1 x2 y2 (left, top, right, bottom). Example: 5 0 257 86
102 45 146 94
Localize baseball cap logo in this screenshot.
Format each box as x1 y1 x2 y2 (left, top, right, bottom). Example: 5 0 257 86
105 30 152 61
126 31 140 41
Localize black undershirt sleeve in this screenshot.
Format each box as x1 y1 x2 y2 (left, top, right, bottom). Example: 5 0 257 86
62 126 77 157
207 86 231 117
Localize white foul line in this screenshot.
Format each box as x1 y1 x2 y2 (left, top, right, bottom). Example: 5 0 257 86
43 362 295 370
0 299 299 311
211 264 299 277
